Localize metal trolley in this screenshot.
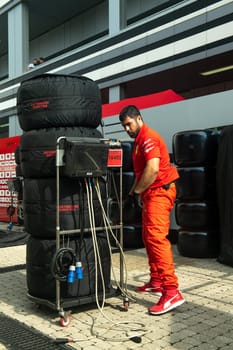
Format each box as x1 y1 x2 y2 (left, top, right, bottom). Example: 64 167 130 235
28 136 126 327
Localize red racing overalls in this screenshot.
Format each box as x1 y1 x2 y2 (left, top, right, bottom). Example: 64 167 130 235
133 124 179 290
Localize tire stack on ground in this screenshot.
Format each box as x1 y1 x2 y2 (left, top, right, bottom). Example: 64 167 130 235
108 141 144 249
216 125 233 267
14 145 22 177
17 74 111 300
173 129 220 258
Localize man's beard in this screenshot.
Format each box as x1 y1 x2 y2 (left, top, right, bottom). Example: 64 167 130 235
128 125 140 138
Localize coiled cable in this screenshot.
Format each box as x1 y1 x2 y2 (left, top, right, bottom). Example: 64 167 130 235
50 247 76 282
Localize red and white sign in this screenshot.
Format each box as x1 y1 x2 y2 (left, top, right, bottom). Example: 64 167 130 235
107 149 123 167
0 135 20 223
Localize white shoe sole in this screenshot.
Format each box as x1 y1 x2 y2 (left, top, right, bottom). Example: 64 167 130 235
136 290 162 296
149 298 185 315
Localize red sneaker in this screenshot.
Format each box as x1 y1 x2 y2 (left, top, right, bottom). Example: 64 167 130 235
149 290 185 315
136 282 163 296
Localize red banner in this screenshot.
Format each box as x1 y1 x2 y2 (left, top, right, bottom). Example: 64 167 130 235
0 135 20 223
102 89 184 118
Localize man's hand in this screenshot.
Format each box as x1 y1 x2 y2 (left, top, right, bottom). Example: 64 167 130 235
132 193 142 208
123 194 135 211
124 193 142 210
123 193 142 224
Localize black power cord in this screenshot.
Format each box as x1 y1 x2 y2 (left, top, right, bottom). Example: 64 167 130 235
54 335 142 344
50 247 76 281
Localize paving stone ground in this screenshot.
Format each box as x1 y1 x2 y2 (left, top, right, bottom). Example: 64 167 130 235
0 225 232 350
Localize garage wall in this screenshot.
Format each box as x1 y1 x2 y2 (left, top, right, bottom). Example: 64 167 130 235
103 89 233 152
29 2 108 61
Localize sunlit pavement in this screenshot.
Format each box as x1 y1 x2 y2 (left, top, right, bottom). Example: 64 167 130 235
0 224 232 350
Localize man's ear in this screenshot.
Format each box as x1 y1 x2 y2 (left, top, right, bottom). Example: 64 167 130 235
137 115 143 124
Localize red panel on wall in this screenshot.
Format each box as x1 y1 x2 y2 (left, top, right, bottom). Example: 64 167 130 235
102 89 184 118
0 135 20 223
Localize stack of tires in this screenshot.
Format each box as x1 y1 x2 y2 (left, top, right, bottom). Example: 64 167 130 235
216 125 233 267
17 74 111 300
108 141 144 249
173 129 220 258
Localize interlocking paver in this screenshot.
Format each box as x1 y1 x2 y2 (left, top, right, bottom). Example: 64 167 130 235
0 225 233 349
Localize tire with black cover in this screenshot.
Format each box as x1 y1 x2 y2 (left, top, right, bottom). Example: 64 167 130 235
20 127 103 178
111 141 134 172
175 201 219 229
26 234 111 299
122 225 144 249
109 172 135 200
107 199 120 224
172 129 219 167
177 229 219 258
110 225 144 249
122 141 134 172
107 195 142 226
14 146 23 176
176 166 216 200
17 74 102 131
15 164 22 177
23 177 107 238
216 125 233 267
14 146 21 164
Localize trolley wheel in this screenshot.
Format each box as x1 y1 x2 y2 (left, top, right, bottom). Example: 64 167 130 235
123 297 129 311
60 314 71 327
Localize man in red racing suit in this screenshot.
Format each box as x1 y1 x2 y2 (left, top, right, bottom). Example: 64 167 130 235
119 105 185 315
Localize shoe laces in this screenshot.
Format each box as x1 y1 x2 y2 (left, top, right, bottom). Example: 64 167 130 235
157 294 167 305
157 290 178 305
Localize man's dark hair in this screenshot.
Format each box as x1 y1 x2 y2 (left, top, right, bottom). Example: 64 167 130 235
119 105 141 122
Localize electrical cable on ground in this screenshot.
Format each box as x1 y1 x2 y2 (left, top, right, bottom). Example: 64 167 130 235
94 179 136 301
54 171 148 345
72 178 148 343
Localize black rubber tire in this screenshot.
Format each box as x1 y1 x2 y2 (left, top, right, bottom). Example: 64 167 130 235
109 172 135 200
122 141 134 172
23 177 107 238
177 229 219 258
14 146 21 164
176 166 216 200
20 126 103 178
14 146 23 176
110 225 144 249
26 234 111 299
15 164 23 177
17 74 102 131
167 229 179 245
107 199 120 224
175 201 219 229
122 225 144 249
107 196 142 226
111 141 134 172
172 129 219 166
216 125 233 267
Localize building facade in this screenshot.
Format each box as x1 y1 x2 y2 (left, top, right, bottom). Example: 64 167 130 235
0 0 233 138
